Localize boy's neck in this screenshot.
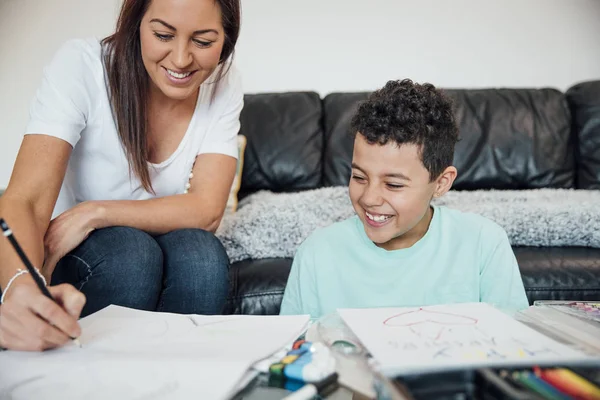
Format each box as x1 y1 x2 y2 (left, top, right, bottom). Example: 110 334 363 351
378 206 434 251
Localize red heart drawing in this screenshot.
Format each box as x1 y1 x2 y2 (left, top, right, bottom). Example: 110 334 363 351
383 308 478 341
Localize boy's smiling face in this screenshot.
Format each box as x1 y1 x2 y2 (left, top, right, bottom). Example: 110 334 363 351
349 133 455 251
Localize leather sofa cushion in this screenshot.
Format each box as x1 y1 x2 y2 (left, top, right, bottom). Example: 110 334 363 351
225 258 292 315
515 246 600 303
566 81 600 189
238 92 323 198
322 89 575 189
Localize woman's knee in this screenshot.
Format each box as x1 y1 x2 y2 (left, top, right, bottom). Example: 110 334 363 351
156 228 229 274
53 226 164 315
155 229 229 314
103 226 164 282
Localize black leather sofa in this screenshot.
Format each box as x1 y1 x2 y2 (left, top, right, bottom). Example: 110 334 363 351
227 82 600 315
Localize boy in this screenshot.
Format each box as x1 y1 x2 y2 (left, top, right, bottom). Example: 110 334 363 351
280 79 529 320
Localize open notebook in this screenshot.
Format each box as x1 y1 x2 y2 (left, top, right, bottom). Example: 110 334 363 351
0 305 310 400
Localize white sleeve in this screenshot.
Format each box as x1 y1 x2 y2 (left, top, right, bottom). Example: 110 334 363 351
24 39 93 147
198 64 244 158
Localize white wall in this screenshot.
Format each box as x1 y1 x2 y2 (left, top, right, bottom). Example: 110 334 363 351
1 0 600 187
0 0 123 187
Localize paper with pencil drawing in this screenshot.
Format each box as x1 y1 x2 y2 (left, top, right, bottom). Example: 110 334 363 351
338 303 598 376
0 305 310 400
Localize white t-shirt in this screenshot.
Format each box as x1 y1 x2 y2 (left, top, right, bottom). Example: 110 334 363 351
25 38 243 219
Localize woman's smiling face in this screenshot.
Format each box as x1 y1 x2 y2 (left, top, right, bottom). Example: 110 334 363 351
139 0 225 101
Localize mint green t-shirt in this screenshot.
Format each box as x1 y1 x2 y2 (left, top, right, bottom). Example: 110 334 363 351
280 205 529 320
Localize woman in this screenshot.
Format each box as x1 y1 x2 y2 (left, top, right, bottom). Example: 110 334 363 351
0 0 241 351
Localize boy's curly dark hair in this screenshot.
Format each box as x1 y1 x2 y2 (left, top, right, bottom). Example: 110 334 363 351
350 79 459 181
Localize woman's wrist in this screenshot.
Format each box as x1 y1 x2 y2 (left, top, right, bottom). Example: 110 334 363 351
85 201 108 230
0 272 38 304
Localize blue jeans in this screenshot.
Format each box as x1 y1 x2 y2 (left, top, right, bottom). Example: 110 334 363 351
50 227 230 318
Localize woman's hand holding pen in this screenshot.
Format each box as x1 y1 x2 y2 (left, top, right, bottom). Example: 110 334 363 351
42 201 102 281
0 280 85 351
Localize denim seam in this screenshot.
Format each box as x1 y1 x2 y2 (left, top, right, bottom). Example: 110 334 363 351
65 254 93 291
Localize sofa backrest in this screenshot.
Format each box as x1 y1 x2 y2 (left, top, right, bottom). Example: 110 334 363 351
322 88 575 189
322 92 369 187
566 80 600 190
238 83 599 196
450 89 574 190
238 92 323 198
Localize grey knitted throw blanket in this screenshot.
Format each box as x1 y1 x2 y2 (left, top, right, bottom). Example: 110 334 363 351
216 188 600 263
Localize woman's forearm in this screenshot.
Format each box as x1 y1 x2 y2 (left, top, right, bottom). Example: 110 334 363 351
92 194 224 235
0 195 47 289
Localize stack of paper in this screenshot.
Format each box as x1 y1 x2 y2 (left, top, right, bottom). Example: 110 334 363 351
0 305 310 400
338 303 598 377
516 304 600 356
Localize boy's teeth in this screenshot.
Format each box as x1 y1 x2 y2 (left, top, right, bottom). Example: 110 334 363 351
167 69 192 79
366 212 391 222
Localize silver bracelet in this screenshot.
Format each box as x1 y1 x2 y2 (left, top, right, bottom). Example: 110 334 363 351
0 268 47 304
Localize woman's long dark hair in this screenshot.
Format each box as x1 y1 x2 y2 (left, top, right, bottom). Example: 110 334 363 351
101 0 241 193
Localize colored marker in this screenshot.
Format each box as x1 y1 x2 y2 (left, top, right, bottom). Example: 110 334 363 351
285 346 336 383
292 339 306 350
282 373 339 400
282 355 299 364
541 369 600 400
512 371 571 400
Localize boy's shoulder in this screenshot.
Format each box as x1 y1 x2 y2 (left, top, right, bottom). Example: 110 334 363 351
436 205 507 240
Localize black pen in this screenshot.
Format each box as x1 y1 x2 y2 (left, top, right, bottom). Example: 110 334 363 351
0 218 81 347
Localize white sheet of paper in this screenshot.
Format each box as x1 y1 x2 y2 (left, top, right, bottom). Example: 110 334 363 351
338 303 598 376
0 305 310 400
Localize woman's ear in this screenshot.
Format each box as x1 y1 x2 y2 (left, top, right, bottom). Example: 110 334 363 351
433 166 457 197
